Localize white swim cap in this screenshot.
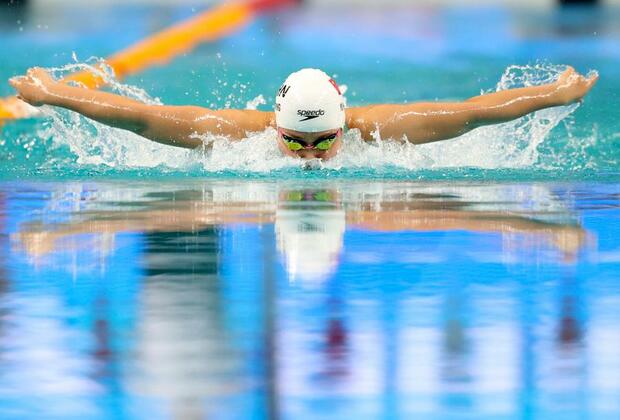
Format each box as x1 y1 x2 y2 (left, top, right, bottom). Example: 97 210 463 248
275 68 345 132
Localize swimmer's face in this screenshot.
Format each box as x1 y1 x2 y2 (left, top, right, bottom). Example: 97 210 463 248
277 127 343 160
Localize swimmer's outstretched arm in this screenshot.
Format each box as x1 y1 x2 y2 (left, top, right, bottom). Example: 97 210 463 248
347 67 598 143
9 68 273 149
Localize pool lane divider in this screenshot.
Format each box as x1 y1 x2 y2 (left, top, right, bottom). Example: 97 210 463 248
0 0 298 123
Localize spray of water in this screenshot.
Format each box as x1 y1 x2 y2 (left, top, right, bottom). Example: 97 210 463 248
32 60 592 173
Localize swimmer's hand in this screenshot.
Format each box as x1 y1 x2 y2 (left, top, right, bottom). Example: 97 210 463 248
9 67 59 107
553 66 598 105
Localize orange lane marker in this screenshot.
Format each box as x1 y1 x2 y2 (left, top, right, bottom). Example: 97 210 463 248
0 96 33 122
0 0 294 123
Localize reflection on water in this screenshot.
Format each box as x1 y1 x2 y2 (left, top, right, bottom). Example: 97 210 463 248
1 181 619 418
134 229 242 419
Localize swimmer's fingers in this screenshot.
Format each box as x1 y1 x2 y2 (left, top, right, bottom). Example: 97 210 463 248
11 68 56 91
8 76 28 91
576 72 598 99
555 68 598 104
556 66 576 85
577 73 598 102
26 67 55 85
9 72 51 107
586 72 599 88
556 66 595 87
8 77 27 101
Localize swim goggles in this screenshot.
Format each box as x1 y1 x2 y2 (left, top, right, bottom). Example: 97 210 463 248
279 128 341 151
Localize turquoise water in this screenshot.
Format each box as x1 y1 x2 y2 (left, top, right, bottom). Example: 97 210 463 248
0 2 619 419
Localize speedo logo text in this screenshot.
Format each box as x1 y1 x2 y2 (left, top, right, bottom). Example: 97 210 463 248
297 109 325 121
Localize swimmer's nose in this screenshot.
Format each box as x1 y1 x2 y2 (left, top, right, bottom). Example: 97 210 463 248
298 150 319 159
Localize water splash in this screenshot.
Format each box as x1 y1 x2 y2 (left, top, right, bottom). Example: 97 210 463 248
38 58 197 169
245 94 266 110
26 61 594 174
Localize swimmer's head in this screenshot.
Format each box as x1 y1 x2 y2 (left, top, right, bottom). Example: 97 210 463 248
275 68 345 160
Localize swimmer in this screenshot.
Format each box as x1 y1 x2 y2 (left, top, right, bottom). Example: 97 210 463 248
9 66 597 160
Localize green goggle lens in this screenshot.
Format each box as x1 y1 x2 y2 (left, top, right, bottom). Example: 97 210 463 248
282 134 337 151
314 138 336 150
284 140 303 151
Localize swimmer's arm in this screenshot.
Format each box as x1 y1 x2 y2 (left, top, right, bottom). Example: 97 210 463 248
348 210 588 257
14 206 275 256
347 67 598 143
10 68 273 148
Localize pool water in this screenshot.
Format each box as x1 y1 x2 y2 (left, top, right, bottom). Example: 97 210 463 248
0 2 619 419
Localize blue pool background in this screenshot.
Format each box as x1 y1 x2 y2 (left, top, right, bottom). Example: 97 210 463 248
1 1 619 419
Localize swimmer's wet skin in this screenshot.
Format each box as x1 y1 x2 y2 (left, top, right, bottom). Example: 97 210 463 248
9 66 597 161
